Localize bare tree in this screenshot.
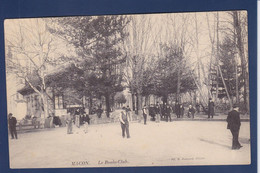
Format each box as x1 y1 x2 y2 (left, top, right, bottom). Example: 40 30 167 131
232 11 249 112
5 18 64 118
166 13 194 103
123 15 160 117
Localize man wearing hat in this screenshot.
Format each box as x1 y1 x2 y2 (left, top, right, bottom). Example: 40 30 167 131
119 107 130 138
8 113 18 139
175 101 181 118
226 104 242 150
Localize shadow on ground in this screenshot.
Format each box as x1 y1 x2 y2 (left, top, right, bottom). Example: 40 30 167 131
199 138 230 149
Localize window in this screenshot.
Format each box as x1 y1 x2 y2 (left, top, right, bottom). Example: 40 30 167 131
55 95 64 109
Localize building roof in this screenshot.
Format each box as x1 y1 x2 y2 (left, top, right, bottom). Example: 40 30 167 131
17 63 82 96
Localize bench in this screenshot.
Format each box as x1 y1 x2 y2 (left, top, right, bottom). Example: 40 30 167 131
16 119 43 131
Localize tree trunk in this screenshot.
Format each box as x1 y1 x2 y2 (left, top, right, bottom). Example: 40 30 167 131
218 65 232 109
233 11 249 112
176 67 181 102
135 93 139 114
41 92 49 119
235 63 239 104
216 12 220 103
89 95 93 115
216 68 219 100
132 93 135 111
145 95 149 106
137 90 143 122
105 94 110 118
193 91 196 105
191 72 208 107
111 94 115 112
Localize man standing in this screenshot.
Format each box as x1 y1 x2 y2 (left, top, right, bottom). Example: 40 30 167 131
166 105 172 122
188 105 196 119
155 102 161 123
119 107 130 138
175 102 181 118
180 104 184 118
8 113 17 139
208 98 215 118
142 105 148 125
66 112 73 134
75 109 80 128
227 104 242 150
97 105 103 118
196 103 200 113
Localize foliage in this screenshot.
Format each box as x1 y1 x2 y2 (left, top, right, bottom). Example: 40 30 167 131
114 92 127 104
218 36 243 99
142 43 196 101
50 16 129 117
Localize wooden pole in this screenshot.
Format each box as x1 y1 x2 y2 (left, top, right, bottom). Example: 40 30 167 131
218 65 232 109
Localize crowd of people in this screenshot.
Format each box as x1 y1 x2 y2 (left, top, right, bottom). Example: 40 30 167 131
8 98 243 150
147 101 205 122
118 99 243 150
66 109 90 134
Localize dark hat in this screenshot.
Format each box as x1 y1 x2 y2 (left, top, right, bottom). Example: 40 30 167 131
8 113 13 116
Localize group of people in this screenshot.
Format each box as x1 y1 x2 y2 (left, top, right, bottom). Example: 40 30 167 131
153 103 172 122
66 109 90 134
176 98 215 119
148 102 200 122
119 101 243 150
148 103 175 123
176 102 197 119
7 98 243 150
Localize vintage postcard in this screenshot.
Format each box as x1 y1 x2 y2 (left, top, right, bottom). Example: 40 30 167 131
4 10 251 168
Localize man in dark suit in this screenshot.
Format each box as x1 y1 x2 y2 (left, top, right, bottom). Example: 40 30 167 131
188 105 196 119
226 104 242 150
175 102 181 118
180 104 184 118
166 105 172 122
8 113 18 139
208 98 215 118
142 105 148 125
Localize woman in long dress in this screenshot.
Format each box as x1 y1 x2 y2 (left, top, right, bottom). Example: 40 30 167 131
66 112 73 134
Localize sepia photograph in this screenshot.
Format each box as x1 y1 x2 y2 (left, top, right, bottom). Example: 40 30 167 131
4 10 251 169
